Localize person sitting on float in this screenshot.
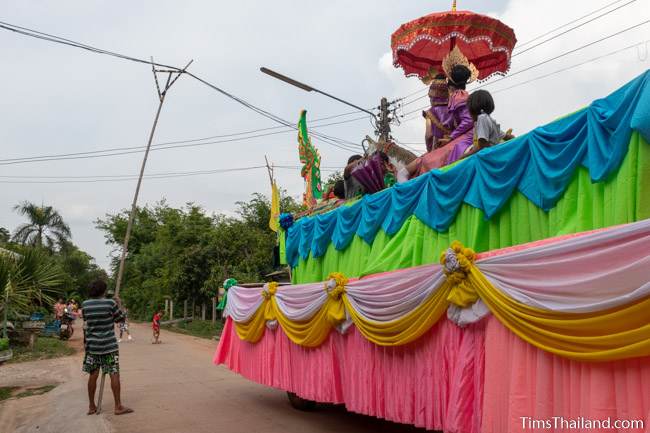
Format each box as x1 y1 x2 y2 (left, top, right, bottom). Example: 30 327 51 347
343 154 365 199
423 73 452 153
398 49 477 181
461 89 515 158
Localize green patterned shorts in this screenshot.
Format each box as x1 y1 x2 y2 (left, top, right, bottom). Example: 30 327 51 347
82 351 120 375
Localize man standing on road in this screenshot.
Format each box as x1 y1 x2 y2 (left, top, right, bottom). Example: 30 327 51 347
81 280 133 415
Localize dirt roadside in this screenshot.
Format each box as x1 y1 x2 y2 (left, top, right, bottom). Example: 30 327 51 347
0 329 111 433
1 322 424 433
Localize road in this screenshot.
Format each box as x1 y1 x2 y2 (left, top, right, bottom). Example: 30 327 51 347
1 322 426 433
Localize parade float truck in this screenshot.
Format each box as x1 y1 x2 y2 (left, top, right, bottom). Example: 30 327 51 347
215 6 650 433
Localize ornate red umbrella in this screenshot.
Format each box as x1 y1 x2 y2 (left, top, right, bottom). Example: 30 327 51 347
391 2 517 83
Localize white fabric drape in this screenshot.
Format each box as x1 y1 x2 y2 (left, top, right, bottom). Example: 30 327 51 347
225 218 650 327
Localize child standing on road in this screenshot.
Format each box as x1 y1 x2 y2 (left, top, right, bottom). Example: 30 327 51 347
152 310 163 344
118 307 132 343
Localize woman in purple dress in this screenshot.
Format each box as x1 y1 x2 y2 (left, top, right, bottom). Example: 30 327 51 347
423 74 452 152
398 64 475 181
436 64 474 165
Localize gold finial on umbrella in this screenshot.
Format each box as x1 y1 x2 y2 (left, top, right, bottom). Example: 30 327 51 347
452 0 457 12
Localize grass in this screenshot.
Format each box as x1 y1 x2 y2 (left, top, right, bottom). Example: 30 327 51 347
7 337 75 364
15 385 57 398
0 385 57 401
163 319 224 340
0 387 18 401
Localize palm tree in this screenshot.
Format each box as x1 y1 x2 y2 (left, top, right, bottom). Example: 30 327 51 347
0 228 9 245
12 202 72 250
1 248 63 338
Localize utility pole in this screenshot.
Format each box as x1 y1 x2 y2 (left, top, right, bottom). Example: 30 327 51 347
264 155 274 187
113 58 193 298
259 67 401 151
377 97 392 142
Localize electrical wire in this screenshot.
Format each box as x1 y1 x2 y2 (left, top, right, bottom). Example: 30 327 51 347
512 0 638 57
0 20 365 154
490 40 650 95
515 0 632 49
396 38 648 129
396 0 641 104
0 164 343 184
0 115 369 166
398 22 650 120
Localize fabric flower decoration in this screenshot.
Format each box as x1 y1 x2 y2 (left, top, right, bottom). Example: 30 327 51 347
280 213 294 230
223 278 238 290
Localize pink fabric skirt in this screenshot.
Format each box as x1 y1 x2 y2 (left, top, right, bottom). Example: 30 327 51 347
415 142 456 176
214 317 650 432
413 130 474 177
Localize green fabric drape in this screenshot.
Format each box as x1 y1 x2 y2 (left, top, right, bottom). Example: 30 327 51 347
293 133 650 283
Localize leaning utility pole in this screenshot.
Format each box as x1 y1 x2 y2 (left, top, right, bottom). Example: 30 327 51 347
377 97 392 142
113 58 193 297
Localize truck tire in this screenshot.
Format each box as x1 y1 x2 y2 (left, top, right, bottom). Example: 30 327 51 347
286 392 316 411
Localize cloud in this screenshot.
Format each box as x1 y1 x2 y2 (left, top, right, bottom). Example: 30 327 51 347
388 0 650 145
2 0 648 270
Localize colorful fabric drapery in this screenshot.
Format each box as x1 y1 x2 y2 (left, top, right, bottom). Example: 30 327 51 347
225 218 650 361
215 314 650 433
216 278 238 312
285 71 650 267
298 110 322 207
291 130 649 282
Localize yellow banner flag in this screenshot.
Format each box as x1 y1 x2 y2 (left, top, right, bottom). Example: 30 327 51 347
269 182 280 232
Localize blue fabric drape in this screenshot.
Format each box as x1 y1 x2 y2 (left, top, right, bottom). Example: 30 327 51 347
285 71 650 267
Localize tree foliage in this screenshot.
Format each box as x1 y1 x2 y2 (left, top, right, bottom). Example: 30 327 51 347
12 202 72 251
56 241 107 300
6 202 105 310
1 248 65 337
0 228 9 245
96 193 302 319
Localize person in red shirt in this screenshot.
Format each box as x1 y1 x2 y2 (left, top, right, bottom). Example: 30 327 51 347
152 310 163 344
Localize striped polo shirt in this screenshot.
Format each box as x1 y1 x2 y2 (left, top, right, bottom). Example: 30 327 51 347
82 298 124 355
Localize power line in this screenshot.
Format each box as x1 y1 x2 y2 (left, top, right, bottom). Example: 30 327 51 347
0 20 365 154
512 0 638 57
490 40 650 95
396 38 648 129
515 0 632 49
0 166 265 184
0 115 369 166
396 0 640 104
154 110 368 146
476 20 649 87
399 21 650 119
0 164 342 184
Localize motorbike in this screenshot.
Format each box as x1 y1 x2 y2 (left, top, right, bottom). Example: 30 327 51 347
59 310 75 340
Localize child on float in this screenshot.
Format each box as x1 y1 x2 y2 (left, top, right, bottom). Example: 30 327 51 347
463 89 514 157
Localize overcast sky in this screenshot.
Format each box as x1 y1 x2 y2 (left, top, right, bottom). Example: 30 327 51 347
1 0 649 270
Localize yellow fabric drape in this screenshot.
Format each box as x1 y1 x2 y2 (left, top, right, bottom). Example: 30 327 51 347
342 283 451 346
234 280 452 347
233 243 650 361
468 266 650 361
234 294 347 348
234 299 274 343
